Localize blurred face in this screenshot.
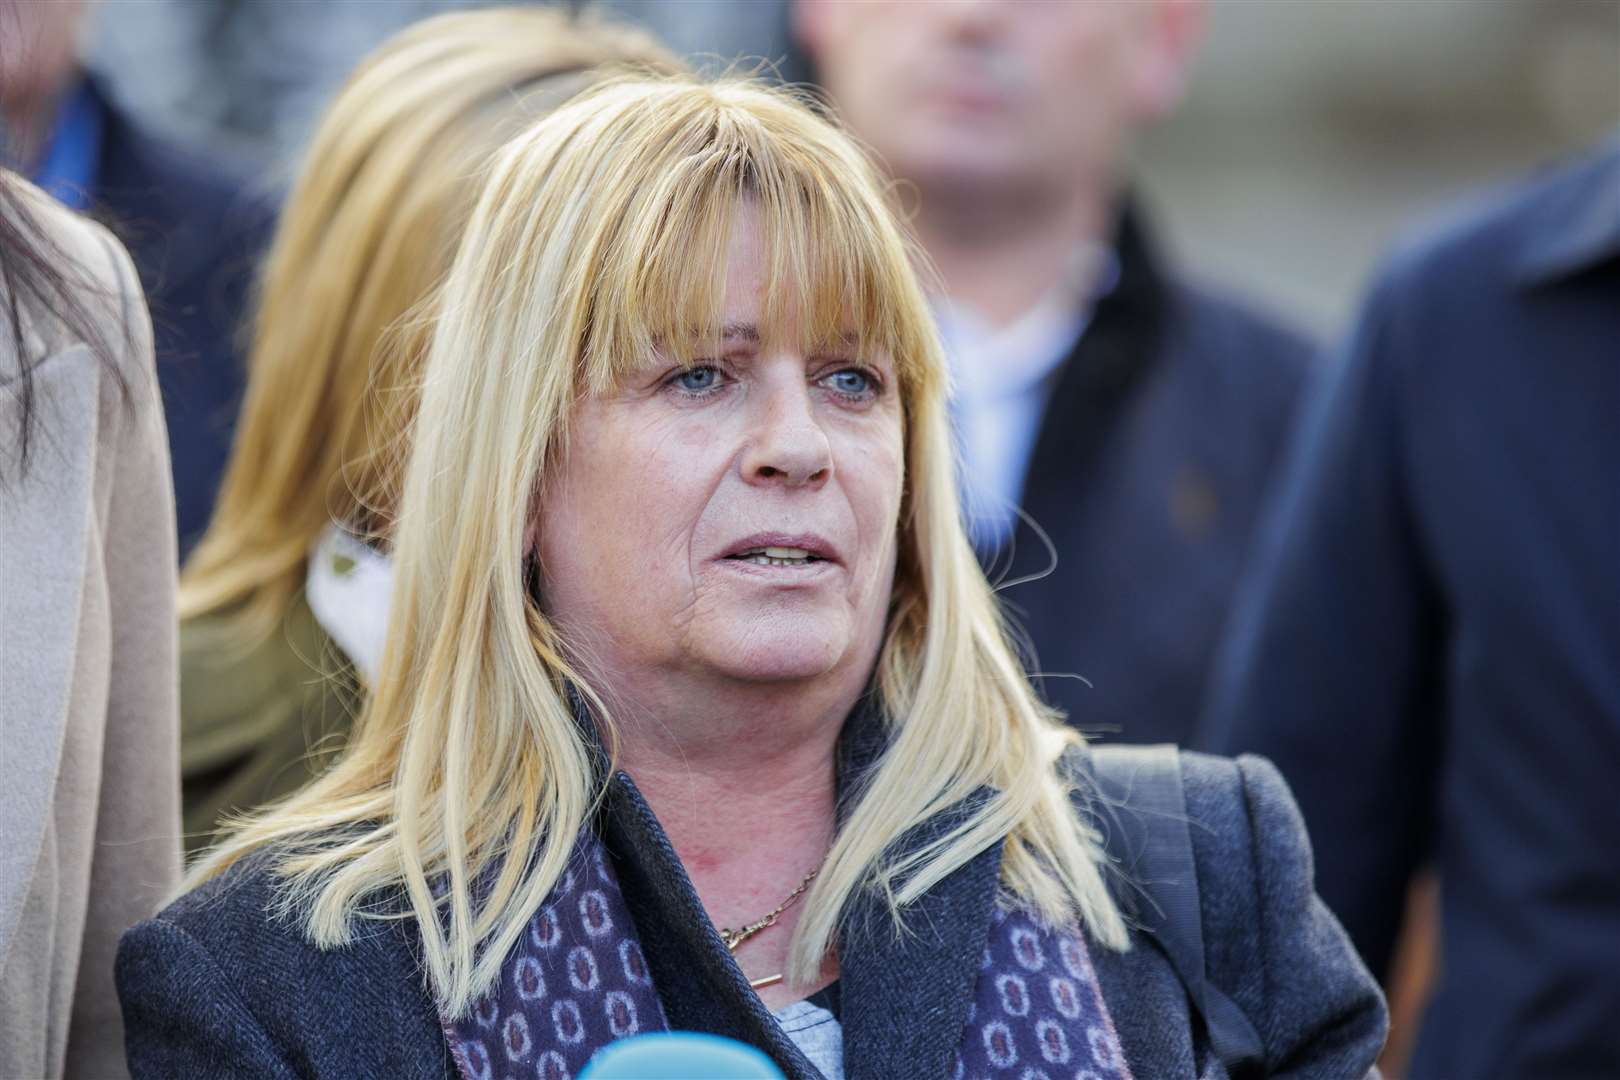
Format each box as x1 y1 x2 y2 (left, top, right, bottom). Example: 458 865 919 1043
537 204 905 694
798 0 1194 198
0 0 86 118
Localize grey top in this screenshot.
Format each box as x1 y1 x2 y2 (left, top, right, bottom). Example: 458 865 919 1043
774 1000 843 1080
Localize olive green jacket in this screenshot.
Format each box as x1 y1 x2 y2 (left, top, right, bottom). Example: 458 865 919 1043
179 592 361 855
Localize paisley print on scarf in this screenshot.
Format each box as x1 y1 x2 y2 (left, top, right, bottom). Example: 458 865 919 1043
949 907 1135 1080
442 840 669 1080
441 834 1133 1080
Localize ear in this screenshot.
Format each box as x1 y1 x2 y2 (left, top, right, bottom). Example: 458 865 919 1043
524 505 542 562
1134 0 1207 121
523 508 546 603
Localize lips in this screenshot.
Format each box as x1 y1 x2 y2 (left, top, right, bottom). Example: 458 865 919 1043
719 532 841 568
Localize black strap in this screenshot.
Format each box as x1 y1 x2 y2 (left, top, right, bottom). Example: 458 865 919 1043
1090 744 1265 1073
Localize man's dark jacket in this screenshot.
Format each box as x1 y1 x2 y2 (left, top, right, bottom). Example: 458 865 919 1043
88 80 273 551
116 736 1384 1078
1200 142 1620 1079
993 209 1313 747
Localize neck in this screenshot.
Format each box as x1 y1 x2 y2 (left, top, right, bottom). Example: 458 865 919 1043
1 77 75 174
602 672 852 1002
609 676 845 870
915 177 1116 327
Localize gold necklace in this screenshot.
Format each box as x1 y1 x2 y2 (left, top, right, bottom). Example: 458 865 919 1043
718 868 818 951
718 868 819 990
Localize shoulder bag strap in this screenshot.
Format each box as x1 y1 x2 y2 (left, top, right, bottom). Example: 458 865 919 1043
1089 744 1265 1073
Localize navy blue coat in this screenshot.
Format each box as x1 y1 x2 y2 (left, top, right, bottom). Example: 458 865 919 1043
117 746 1384 1078
88 80 274 552
1200 142 1620 1079
993 209 1313 747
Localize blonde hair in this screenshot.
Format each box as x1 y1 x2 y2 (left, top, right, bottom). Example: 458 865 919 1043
190 75 1128 1016
178 6 678 640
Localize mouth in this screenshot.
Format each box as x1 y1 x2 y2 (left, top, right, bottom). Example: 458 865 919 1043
719 533 840 570
727 546 826 568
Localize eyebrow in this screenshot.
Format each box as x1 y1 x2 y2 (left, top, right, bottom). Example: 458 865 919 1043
714 324 863 348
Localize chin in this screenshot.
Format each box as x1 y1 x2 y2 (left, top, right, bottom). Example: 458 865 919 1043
898 127 1029 184
695 614 853 685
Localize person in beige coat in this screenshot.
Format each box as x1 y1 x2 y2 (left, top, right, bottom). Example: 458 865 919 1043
0 172 180 1078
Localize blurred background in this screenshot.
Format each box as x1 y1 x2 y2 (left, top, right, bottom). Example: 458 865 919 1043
92 0 1620 336
8 6 1615 1075
6 4 1613 1075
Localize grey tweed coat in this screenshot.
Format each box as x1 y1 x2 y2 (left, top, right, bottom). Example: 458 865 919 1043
117 722 1384 1079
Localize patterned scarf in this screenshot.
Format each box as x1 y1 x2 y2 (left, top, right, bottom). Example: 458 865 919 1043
441 829 1133 1080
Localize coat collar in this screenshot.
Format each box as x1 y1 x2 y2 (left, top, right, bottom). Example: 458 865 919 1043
832 697 1005 1079
1511 138 1620 287
836 800 1003 1080
592 693 1006 1079
997 199 1172 583
0 344 103 963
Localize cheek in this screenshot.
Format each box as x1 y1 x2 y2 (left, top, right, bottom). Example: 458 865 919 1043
845 21 923 116
840 421 906 571
1053 22 1136 104
554 409 738 608
539 415 715 623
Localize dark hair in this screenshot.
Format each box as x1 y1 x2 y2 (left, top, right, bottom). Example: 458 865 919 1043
0 167 126 484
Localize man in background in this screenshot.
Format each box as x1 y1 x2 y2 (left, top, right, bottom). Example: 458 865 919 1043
1201 142 1620 1078
2 0 273 553
795 0 1313 743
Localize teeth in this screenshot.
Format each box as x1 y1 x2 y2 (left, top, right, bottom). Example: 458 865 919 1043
732 545 821 567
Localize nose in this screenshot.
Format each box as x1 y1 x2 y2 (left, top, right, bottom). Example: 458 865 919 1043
940 0 1005 40
740 378 832 490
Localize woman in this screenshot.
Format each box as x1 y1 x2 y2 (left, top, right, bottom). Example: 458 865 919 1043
177 7 676 853
1 171 178 1078
119 76 1384 1078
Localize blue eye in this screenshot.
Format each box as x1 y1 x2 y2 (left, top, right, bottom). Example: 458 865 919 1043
824 368 874 398
673 365 721 393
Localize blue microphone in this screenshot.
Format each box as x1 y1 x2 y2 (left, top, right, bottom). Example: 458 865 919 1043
578 1032 786 1079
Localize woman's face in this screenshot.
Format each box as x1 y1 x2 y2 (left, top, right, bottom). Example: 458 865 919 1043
537 205 905 696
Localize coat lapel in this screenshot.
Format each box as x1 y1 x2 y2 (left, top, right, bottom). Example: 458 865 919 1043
838 823 1003 1080
1089 929 1204 1078
830 698 1007 1079
0 347 102 962
600 771 823 1080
